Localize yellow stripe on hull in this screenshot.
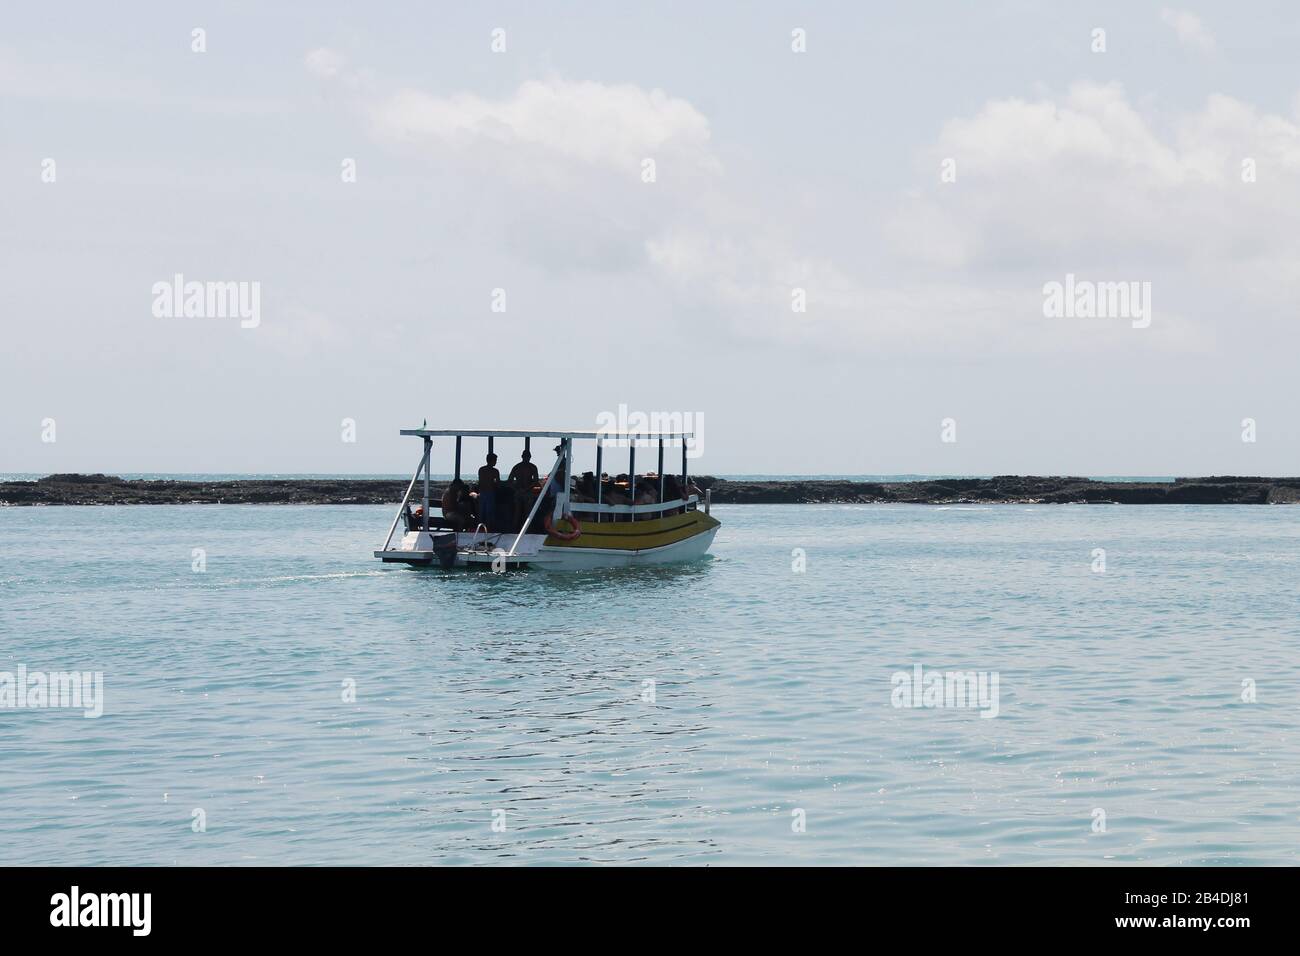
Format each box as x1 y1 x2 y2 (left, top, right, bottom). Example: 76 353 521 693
545 510 720 551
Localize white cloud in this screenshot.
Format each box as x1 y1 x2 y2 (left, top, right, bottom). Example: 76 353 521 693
645 227 1031 350
869 81 1300 356
304 47 348 79
622 80 1300 357
644 81 1290 354
895 82 1300 268
368 76 719 177
313 51 1297 358
1160 8 1217 55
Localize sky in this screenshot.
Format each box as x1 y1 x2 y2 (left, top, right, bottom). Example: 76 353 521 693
4 1 1300 476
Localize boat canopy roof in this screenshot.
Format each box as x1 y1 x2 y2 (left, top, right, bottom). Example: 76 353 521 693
399 428 694 440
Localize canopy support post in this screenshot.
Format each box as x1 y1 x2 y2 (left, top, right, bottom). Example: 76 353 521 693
559 438 572 521
658 439 665 511
422 437 431 532
595 438 603 523
681 440 688 507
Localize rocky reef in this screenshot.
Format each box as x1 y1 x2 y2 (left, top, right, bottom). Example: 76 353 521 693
695 475 1300 504
0 474 407 506
4 473 1300 506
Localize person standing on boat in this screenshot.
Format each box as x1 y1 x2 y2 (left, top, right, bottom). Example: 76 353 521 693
539 444 568 529
508 449 539 531
507 449 538 490
547 444 567 503
478 453 501 531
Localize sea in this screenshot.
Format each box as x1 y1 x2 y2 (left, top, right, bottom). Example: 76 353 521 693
1 497 1297 865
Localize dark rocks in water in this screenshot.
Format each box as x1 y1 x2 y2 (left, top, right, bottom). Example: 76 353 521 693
3 473 1300 506
694 475 1291 505
1 474 409 506
38 473 128 485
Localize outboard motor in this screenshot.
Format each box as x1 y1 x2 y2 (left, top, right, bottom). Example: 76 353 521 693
433 533 458 569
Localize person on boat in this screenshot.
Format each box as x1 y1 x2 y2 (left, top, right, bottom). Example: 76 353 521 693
539 445 583 539
508 449 539 489
661 474 684 515
496 481 515 535
629 474 659 521
603 474 632 521
461 483 480 523
533 443 575 520
508 450 539 531
636 479 659 504
441 478 472 532
572 472 597 503
544 445 567 504
478 453 500 531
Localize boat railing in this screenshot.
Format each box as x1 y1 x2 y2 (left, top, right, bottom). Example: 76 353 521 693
568 495 700 520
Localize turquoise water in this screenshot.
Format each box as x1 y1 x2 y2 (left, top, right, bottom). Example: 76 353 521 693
1 503 1297 866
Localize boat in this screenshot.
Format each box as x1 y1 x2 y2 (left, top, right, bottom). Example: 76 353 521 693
373 427 719 570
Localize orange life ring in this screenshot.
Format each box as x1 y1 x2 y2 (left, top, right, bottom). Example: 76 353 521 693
544 512 581 541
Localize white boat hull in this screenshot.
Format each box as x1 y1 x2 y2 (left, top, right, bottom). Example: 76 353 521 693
530 525 718 569
376 512 720 571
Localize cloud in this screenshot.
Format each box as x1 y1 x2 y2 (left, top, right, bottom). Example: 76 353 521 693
896 82 1300 270
869 80 1300 356
644 81 1285 354
368 76 720 178
645 228 1035 352
1160 8 1217 55
309 50 1294 357
304 47 348 79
